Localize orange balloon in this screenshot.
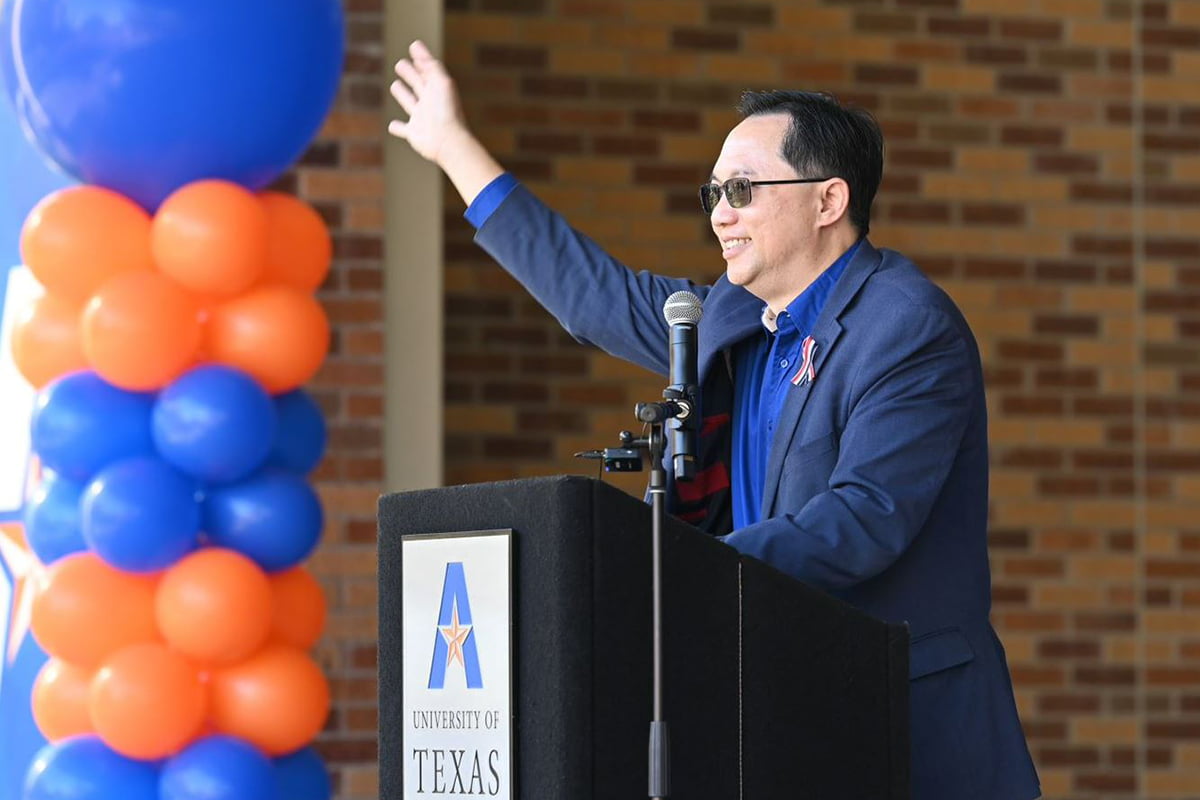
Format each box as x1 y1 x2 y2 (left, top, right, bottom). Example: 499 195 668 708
152 180 268 297
20 186 153 303
90 642 207 760
32 660 95 741
209 644 330 755
11 292 87 388
259 191 332 291
206 287 329 393
30 553 159 668
156 548 273 665
268 568 326 649
82 270 202 390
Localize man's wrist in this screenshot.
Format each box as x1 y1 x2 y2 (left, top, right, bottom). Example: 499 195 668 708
433 125 478 170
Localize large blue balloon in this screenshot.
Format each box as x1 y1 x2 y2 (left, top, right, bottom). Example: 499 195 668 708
274 748 331 800
23 736 158 800
5 0 344 210
160 737 277 800
0 0 72 270
81 457 201 572
203 470 322 572
153 366 277 484
30 372 156 484
23 471 87 565
267 390 327 475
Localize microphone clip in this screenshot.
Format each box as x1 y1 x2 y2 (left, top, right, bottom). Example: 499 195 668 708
659 384 700 482
635 396 693 425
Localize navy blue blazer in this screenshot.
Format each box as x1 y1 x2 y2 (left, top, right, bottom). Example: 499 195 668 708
475 184 1040 800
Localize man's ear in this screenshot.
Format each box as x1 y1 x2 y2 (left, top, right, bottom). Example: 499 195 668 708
817 178 850 228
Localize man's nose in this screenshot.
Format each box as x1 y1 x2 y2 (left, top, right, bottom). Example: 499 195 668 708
710 196 737 225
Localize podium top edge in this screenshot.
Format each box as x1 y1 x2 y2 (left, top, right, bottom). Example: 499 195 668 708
378 474 610 506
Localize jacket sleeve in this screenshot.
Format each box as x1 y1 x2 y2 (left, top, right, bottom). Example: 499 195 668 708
474 183 707 376
721 303 979 591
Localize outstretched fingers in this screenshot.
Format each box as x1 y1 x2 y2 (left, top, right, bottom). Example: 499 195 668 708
390 75 418 115
387 40 469 164
394 58 424 99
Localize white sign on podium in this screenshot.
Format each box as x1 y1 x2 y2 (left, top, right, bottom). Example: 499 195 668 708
401 530 513 799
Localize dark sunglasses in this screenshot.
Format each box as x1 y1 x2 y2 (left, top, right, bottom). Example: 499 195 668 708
699 176 833 215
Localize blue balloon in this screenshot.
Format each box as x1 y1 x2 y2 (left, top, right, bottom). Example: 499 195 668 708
7 0 344 210
153 366 277 484
23 471 87 564
203 470 322 572
0 1 48 160
24 736 158 800
160 736 276 800
268 391 327 475
31 372 155 484
0 0 73 271
81 457 201 572
274 748 331 800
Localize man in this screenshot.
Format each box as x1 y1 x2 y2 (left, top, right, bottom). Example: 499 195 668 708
390 40 1040 800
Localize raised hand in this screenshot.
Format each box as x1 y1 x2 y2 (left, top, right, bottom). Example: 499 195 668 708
388 40 468 167
387 40 504 205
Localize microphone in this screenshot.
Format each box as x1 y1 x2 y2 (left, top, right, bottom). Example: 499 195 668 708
662 290 702 481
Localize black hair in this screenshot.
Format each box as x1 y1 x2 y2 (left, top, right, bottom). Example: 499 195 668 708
736 90 883 235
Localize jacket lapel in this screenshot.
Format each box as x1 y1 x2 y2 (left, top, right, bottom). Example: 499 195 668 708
760 241 883 518
697 276 763 382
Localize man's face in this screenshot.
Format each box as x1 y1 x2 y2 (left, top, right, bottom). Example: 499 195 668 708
708 114 821 308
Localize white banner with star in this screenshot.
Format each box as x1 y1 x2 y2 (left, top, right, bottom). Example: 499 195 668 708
0 265 40 674
401 530 512 800
0 265 38 519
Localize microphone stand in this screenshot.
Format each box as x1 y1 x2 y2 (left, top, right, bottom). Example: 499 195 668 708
645 420 669 800
571 292 700 799
633 393 693 800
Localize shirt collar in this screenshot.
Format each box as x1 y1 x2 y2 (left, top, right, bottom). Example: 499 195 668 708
760 305 780 333
759 237 864 334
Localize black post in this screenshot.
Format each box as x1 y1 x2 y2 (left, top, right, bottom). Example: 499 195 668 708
646 423 670 800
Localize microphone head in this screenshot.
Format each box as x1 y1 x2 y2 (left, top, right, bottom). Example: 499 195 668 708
663 290 703 326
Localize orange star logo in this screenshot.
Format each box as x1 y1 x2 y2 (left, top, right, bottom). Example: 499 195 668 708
0 523 40 665
439 604 472 669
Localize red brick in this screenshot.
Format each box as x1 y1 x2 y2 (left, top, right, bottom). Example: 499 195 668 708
855 64 920 86
671 28 739 52
928 16 991 37
708 4 774 25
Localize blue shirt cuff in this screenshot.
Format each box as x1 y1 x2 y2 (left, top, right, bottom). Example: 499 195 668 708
464 173 519 229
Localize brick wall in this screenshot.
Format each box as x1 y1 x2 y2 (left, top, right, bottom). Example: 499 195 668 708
312 0 1200 797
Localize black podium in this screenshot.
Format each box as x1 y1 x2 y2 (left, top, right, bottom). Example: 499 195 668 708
379 476 909 799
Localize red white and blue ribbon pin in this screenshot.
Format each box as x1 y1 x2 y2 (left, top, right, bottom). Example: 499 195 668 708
790 336 817 387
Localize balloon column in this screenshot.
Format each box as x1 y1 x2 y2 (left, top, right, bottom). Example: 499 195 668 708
3 1 344 798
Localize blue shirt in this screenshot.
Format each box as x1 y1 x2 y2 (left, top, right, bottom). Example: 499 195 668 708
466 174 858 529
731 240 859 528
465 173 519 228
